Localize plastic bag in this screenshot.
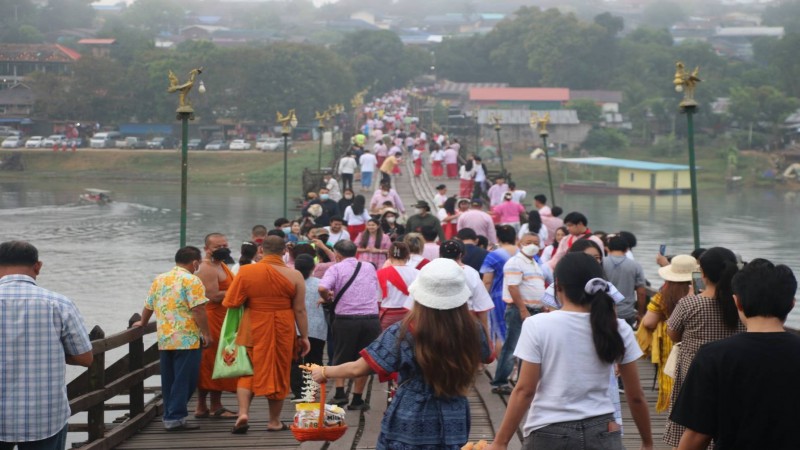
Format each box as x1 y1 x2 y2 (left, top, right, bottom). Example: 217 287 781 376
212 306 253 379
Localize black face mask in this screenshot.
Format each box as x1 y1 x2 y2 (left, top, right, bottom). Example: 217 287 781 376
317 235 330 243
211 247 232 262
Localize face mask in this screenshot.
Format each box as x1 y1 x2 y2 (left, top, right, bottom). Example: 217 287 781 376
318 235 329 243
417 208 426 215
282 226 291 235
386 216 396 224
521 244 540 257
381 190 389 196
211 247 232 262
344 194 353 200
320 194 330 201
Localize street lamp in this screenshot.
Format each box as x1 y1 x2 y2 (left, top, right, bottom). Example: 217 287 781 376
673 61 702 250
490 113 507 178
315 110 330 174
167 67 204 247
531 112 555 207
277 109 298 218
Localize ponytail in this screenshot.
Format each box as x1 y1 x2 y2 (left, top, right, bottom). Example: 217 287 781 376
588 291 625 364
555 253 626 364
716 260 740 330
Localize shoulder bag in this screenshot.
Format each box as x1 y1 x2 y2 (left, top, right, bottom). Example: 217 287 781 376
663 341 681 378
323 262 362 326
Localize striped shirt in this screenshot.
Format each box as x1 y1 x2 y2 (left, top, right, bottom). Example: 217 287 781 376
0 274 92 442
502 253 546 306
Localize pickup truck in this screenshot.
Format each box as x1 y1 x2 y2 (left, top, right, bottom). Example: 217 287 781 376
116 137 147 149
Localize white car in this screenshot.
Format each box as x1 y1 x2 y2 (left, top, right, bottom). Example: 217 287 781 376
42 134 67 147
2 136 22 148
257 137 291 152
25 136 44 148
229 139 252 150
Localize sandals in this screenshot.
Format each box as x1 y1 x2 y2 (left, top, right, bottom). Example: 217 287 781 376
231 421 250 434
491 385 513 395
266 423 290 432
197 407 238 419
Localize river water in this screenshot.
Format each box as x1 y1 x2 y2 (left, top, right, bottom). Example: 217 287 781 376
2 179 799 336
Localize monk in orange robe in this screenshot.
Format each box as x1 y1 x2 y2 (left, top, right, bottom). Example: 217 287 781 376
195 233 239 419
223 236 310 433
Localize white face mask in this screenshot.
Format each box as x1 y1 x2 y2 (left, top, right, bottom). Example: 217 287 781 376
386 216 396 224
521 244 540 257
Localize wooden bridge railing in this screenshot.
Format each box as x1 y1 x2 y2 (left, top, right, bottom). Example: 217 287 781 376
67 313 161 450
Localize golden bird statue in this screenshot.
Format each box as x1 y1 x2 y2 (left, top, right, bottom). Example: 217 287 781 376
168 67 203 111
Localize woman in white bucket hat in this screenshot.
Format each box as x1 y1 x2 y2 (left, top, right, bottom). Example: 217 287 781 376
310 258 491 449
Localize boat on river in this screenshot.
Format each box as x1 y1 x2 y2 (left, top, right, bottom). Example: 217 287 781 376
79 188 112 205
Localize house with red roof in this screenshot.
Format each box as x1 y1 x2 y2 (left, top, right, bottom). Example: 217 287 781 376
0 44 81 89
468 87 570 110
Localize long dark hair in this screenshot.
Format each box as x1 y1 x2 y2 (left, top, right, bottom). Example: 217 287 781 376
555 252 625 364
552 226 568 249
699 247 740 330
443 196 457 215
399 303 481 398
464 160 473 171
351 194 366 216
527 210 542 234
359 218 384 249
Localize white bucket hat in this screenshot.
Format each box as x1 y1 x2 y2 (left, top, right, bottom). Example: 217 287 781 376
658 254 698 283
408 258 471 310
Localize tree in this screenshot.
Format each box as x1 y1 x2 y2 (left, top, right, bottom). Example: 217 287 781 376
641 1 687 30
38 0 95 31
763 1 800 33
122 0 185 35
729 85 799 148
582 128 629 154
565 99 602 125
335 30 425 95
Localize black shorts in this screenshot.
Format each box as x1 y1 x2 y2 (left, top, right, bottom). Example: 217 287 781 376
332 314 381 365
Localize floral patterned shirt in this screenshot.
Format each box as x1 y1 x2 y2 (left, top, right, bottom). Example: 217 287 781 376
145 266 208 350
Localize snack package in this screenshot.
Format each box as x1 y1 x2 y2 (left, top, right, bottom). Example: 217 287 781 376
461 440 488 450
294 402 346 428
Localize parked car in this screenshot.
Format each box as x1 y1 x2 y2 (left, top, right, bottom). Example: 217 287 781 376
25 136 44 148
42 134 67 147
2 136 22 148
90 131 122 148
146 136 176 149
204 140 229 150
229 139 252 150
118 137 147 149
257 137 291 152
187 138 204 150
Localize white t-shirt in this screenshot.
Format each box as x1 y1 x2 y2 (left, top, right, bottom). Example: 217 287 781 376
502 253 545 305
379 265 419 309
359 153 378 172
326 178 341 201
433 193 448 210
338 157 358 175
324 228 350 245
511 190 527 203
514 311 642 435
518 223 548 245
343 206 371 226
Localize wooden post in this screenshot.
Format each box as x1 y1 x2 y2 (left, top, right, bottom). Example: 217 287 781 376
87 326 106 443
128 314 145 417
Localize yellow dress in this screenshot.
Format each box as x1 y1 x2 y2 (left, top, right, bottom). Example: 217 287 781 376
640 293 674 412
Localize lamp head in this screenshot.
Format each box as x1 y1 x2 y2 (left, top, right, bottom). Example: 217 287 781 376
290 111 298 128
198 80 206 94
675 84 684 93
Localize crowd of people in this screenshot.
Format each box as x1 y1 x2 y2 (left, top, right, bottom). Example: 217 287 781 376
2 87 799 450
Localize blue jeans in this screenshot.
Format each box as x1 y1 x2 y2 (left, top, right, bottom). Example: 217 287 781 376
160 349 202 429
492 306 541 387
0 425 68 450
361 171 373 188
522 413 622 450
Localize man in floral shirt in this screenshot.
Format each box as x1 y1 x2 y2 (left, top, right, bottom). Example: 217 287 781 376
133 246 210 431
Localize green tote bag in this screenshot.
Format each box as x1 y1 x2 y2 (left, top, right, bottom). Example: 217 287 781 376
212 306 254 379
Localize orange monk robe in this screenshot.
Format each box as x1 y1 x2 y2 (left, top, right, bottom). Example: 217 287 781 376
222 257 296 400
198 263 239 392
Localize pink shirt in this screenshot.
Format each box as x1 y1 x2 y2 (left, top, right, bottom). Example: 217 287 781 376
370 189 405 213
444 148 459 165
539 206 564 246
547 233 606 270
457 209 497 244
492 201 525 224
422 243 440 261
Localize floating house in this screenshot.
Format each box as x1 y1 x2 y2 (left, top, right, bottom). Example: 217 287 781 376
555 157 692 195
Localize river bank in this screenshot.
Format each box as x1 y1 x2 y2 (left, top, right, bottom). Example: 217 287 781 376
0 143 323 186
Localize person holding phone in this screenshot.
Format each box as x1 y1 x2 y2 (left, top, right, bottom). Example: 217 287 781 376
662 247 745 448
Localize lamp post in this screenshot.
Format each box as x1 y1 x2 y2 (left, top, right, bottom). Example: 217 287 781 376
315 110 330 174
532 112 556 207
167 67 204 247
673 62 702 250
277 109 298 218
491 113 506 177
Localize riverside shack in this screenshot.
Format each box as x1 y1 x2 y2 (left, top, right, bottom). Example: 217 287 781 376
555 157 692 195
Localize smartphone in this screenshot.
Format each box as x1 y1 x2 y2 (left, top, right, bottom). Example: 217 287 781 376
659 244 667 256
692 271 705 295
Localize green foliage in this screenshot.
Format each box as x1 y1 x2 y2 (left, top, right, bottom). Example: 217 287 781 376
649 133 681 157
729 85 799 143
335 30 428 95
762 1 800 33
565 99 602 125
121 0 185 35
752 33 800 98
38 0 95 31
582 128 629 154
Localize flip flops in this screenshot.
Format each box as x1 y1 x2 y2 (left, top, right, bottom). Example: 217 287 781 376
231 421 250 434
196 407 238 419
266 423 290 432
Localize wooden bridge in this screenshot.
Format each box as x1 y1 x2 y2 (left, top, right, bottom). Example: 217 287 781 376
66 151 670 449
